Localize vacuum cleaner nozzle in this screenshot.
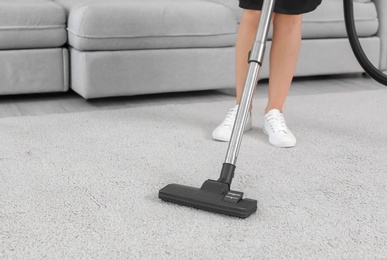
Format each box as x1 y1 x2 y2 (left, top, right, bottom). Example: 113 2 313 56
159 180 257 218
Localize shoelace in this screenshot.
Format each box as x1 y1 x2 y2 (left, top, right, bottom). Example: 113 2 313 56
266 113 289 134
222 107 238 127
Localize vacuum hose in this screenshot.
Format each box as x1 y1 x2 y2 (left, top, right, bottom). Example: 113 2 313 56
344 0 387 86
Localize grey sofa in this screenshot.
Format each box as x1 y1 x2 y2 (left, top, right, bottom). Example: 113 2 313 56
0 0 386 99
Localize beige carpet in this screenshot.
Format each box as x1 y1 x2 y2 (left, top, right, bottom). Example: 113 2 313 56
1 89 386 259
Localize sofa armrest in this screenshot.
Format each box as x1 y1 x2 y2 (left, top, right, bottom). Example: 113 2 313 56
373 0 387 71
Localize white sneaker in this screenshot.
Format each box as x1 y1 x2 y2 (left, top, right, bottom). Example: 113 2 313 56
212 105 252 142
263 109 296 148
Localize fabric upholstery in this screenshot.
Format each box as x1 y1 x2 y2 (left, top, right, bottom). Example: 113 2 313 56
69 46 236 99
0 0 67 50
0 48 69 95
209 0 378 39
59 0 237 51
302 1 378 39
68 36 380 99
374 0 387 70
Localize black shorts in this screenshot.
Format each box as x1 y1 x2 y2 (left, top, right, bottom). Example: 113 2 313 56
239 0 322 15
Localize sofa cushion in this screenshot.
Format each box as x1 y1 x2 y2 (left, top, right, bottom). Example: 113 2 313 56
302 0 378 39
58 0 238 51
206 0 243 23
209 0 378 39
0 0 67 50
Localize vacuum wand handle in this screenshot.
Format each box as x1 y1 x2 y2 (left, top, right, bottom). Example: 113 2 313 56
224 0 276 166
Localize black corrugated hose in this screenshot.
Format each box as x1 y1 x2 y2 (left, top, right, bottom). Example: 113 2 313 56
344 0 387 86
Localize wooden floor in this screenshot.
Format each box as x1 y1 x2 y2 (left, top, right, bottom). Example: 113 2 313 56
0 74 384 119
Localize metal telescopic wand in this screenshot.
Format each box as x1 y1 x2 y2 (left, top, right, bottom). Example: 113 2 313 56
218 0 276 185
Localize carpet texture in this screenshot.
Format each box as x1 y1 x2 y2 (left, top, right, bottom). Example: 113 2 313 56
1 89 387 259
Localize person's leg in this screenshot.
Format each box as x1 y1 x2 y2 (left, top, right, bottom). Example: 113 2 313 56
212 9 260 142
214 10 303 147
235 10 261 104
265 13 303 113
262 13 302 148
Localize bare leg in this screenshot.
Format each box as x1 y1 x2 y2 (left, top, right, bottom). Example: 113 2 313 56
265 13 303 113
212 11 259 142
235 10 261 104
228 11 301 147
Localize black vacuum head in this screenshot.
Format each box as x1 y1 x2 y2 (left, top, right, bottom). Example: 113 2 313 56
159 180 257 218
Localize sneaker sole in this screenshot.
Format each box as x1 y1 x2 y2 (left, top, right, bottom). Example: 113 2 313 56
262 128 296 148
212 125 253 142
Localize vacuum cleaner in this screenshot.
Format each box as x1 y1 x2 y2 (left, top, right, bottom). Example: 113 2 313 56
159 0 387 219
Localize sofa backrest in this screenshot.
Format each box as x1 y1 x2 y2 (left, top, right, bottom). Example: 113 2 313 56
206 0 378 39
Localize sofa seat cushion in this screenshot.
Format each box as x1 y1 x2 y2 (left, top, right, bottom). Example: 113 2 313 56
0 0 67 50
60 0 238 51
